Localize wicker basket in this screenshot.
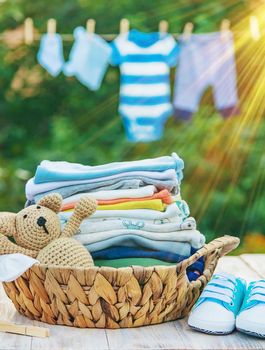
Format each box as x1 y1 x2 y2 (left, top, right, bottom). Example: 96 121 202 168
3 235 239 329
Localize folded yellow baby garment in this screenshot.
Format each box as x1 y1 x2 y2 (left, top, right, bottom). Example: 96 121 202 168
98 199 166 211
63 199 166 212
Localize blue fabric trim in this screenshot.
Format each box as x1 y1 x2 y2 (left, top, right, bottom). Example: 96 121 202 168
166 44 180 67
121 75 169 84
120 109 172 123
110 42 122 66
121 109 172 143
120 95 169 105
121 54 165 62
122 118 163 142
128 29 162 47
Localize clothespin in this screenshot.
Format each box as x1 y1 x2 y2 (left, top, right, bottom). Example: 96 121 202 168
220 19 230 41
183 22 193 41
119 18 129 34
86 19 96 35
249 16 261 41
47 18 57 35
0 321 50 338
159 20 168 34
24 18 34 45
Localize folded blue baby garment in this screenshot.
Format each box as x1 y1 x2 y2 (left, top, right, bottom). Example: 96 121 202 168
92 247 204 282
37 33 64 77
30 177 178 203
64 26 111 90
91 246 201 263
33 153 184 184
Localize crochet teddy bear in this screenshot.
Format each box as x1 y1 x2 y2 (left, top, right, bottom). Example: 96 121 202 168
0 193 97 268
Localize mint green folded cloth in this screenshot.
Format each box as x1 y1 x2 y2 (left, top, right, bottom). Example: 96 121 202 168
95 258 175 268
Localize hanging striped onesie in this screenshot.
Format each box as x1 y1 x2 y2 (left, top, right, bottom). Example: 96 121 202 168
110 29 179 142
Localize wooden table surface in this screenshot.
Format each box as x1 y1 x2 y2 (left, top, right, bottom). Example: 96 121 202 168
0 254 264 350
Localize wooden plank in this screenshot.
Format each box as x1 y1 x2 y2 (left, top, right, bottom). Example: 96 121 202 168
214 256 260 282
107 318 265 350
176 318 265 350
107 322 187 350
0 283 32 350
240 254 265 278
31 322 109 350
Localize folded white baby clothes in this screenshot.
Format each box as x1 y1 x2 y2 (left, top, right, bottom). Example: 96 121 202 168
83 236 191 255
75 229 205 250
61 185 157 205
26 169 177 200
68 216 197 234
0 254 38 282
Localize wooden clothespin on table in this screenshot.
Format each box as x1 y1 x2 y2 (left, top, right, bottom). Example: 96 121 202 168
220 18 231 41
119 18 129 34
24 18 34 45
0 321 50 338
183 22 193 41
159 20 169 34
86 18 96 35
249 15 261 41
47 18 57 35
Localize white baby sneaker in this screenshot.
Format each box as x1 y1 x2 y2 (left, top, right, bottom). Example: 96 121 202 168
236 280 265 338
188 273 246 334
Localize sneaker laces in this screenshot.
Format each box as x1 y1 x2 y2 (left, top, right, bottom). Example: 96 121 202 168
248 281 265 303
201 274 237 305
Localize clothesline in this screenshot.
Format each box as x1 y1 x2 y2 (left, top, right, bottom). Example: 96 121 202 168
37 18 240 140
6 16 261 44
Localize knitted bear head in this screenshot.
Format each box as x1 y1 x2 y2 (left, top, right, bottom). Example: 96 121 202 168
0 194 63 251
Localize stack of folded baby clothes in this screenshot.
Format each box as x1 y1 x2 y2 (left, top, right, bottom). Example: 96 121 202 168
25 153 205 281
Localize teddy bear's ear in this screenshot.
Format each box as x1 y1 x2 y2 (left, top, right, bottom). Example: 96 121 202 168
37 193 62 213
0 212 16 236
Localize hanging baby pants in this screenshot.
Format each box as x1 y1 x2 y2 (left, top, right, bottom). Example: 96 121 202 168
110 29 179 142
173 32 239 120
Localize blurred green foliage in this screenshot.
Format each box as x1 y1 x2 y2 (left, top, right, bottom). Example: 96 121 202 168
0 0 264 249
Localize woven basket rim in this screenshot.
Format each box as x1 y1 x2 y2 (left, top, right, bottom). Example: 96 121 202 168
33 262 180 272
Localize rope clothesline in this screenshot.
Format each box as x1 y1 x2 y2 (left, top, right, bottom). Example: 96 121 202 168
16 16 261 44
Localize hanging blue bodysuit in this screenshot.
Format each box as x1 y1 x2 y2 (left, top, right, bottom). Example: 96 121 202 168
110 29 179 142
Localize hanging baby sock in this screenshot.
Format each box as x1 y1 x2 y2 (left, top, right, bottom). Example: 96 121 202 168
110 29 179 142
37 33 65 77
173 32 239 121
64 27 111 91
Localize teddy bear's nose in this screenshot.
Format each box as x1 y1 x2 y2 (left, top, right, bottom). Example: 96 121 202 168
37 216 47 227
